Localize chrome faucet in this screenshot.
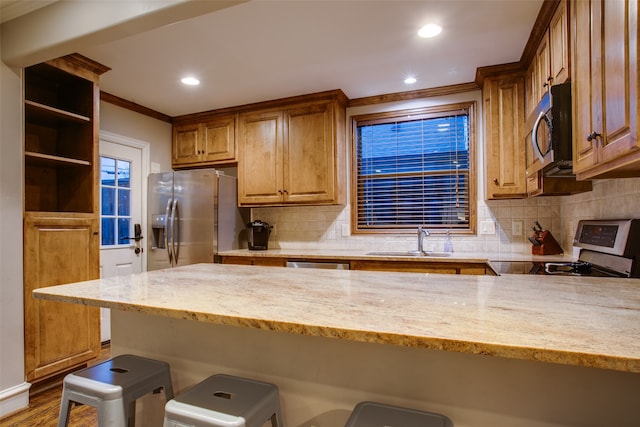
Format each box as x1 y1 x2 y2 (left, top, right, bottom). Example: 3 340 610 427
417 226 430 253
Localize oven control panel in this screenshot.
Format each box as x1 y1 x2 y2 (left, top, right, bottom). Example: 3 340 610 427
574 219 640 257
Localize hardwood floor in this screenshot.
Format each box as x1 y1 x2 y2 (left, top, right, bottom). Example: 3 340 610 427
0 344 110 427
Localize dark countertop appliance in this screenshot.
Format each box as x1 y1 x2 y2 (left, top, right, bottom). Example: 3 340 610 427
247 220 272 250
542 219 640 277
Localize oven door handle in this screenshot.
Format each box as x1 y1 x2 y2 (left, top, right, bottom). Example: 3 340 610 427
532 110 551 163
544 262 576 275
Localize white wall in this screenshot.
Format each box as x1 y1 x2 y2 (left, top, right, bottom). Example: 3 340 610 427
0 61 29 416
100 102 172 172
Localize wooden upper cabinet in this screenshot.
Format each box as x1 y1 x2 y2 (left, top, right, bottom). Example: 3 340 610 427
238 91 346 206
237 109 284 205
172 114 236 168
284 101 337 204
525 0 570 117
549 0 570 85
572 0 639 179
535 31 551 101
484 73 527 199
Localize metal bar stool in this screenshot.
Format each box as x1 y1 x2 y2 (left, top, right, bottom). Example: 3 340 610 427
163 374 284 427
58 354 174 427
345 401 453 427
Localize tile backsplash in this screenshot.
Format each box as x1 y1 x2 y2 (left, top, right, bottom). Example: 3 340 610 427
252 177 640 257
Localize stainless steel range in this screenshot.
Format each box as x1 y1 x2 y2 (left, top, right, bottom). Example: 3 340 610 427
542 219 640 277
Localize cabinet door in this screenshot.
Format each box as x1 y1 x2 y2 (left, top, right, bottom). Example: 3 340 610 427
524 59 537 120
201 115 236 163
572 0 597 173
485 75 527 198
549 0 569 85
535 32 551 101
593 0 638 168
284 101 336 204
238 110 284 205
573 0 639 178
24 214 100 382
173 123 201 166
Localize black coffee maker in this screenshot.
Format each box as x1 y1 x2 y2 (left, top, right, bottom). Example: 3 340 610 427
246 220 272 250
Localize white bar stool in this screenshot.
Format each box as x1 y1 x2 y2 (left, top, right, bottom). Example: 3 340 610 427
345 401 453 427
163 374 284 427
58 354 174 427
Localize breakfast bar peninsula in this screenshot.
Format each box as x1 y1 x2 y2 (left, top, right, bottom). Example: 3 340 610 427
34 263 640 426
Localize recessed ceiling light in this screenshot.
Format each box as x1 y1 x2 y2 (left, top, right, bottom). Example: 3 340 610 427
404 76 417 84
418 24 442 38
181 76 200 86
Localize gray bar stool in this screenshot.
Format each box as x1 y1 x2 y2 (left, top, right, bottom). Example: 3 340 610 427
58 354 174 427
345 401 453 427
163 374 283 427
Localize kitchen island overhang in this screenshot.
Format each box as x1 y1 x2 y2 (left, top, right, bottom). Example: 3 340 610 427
33 263 640 427
32 263 640 373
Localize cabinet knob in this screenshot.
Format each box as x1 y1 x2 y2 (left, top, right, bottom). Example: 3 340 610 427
278 190 283 194
493 178 499 185
587 132 601 142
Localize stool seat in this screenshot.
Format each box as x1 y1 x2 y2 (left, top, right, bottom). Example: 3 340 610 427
164 374 283 427
58 354 173 427
345 401 453 427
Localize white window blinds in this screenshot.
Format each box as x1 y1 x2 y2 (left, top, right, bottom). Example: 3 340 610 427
355 106 471 231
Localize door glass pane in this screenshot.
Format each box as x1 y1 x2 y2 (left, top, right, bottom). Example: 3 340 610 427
117 160 131 188
102 187 115 215
118 218 130 244
101 218 115 246
118 189 130 216
100 156 132 247
101 157 116 185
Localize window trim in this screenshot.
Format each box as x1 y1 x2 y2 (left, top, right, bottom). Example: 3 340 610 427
350 101 477 235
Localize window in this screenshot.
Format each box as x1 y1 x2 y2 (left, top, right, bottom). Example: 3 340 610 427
351 102 476 234
100 156 131 246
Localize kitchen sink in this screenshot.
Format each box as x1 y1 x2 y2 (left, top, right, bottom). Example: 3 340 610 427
366 251 451 257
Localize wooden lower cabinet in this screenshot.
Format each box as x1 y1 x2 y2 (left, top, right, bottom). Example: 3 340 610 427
219 256 493 275
219 256 287 267
23 213 100 382
350 260 491 275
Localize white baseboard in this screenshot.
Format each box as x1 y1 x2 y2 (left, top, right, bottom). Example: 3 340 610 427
0 382 31 418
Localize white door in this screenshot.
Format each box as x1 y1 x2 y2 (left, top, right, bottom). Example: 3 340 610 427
99 132 148 341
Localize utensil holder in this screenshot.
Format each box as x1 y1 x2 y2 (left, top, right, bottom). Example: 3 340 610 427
531 230 563 255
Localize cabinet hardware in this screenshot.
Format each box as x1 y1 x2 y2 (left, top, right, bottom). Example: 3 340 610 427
493 178 499 185
586 132 601 142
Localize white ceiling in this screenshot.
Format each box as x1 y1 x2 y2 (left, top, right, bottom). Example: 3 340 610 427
74 0 543 118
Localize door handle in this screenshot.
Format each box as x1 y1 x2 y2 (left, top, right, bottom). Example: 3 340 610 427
165 199 173 264
170 199 179 265
532 110 551 163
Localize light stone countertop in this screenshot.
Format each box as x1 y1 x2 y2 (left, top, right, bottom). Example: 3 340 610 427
217 248 575 262
33 263 640 373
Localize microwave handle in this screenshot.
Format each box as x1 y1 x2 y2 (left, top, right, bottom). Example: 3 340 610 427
531 110 551 163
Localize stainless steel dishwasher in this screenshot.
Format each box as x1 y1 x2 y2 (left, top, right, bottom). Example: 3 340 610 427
286 261 350 270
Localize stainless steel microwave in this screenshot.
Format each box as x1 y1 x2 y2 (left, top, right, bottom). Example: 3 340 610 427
527 82 573 177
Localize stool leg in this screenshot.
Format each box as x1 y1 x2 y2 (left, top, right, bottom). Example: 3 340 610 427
98 398 128 427
127 400 136 427
57 388 72 427
272 408 284 427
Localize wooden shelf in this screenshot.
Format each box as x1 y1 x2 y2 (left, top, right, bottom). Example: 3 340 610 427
25 151 91 168
25 100 91 125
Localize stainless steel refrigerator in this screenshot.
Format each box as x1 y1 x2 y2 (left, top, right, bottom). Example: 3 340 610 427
147 169 247 271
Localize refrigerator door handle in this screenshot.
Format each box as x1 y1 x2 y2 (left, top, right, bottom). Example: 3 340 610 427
170 199 179 265
164 198 173 264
